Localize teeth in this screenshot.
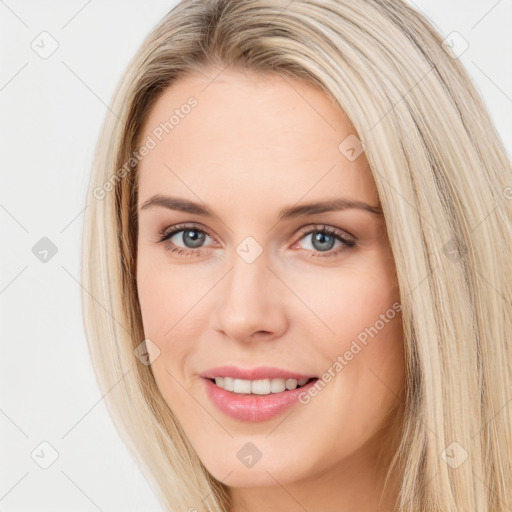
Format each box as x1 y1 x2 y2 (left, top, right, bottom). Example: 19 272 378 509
212 377 312 395
270 378 286 393
233 378 252 394
251 379 271 395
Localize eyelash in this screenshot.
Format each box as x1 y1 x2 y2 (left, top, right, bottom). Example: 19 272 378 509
157 223 356 258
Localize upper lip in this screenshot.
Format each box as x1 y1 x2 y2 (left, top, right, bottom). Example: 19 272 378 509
200 365 317 381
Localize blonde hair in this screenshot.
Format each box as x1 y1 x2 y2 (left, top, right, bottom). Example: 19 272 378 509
81 1 512 510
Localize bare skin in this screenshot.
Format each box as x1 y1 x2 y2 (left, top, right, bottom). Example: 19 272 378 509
136 66 405 512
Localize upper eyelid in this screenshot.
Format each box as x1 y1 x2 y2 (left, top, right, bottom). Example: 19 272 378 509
300 224 354 240
161 222 213 240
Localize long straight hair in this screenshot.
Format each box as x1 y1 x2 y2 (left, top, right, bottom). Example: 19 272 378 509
81 1 512 510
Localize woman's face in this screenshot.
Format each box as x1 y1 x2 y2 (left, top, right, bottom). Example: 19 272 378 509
136 68 405 490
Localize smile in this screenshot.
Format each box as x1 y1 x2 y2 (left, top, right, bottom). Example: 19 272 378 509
210 376 314 395
202 375 319 422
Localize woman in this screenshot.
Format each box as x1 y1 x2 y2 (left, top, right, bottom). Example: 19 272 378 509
81 1 512 510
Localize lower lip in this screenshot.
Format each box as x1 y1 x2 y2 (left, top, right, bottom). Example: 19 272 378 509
202 377 318 422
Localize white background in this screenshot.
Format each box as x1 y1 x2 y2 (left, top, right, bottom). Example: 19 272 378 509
1 1 511 511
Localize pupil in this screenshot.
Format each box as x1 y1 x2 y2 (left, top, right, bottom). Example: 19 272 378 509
312 232 334 251
183 230 205 248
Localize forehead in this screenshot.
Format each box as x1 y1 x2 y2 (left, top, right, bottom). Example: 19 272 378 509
136 68 378 210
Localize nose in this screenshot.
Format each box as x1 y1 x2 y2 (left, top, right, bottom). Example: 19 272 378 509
213 252 288 343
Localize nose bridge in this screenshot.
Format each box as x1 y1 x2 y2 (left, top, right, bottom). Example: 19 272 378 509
227 254 263 300
214 245 285 341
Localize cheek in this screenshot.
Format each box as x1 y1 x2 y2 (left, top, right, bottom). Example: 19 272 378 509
295 257 404 399
136 262 197 411
136 255 214 389
136 254 207 339
295 260 400 346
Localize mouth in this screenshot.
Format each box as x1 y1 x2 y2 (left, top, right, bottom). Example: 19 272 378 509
206 376 318 395
202 375 320 422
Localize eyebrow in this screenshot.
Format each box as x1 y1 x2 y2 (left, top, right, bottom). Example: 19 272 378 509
139 194 383 219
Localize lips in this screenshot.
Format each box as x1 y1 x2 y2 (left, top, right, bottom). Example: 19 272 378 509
202 376 319 422
199 365 317 381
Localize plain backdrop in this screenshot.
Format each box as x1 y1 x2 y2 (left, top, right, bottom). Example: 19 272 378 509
1 1 511 510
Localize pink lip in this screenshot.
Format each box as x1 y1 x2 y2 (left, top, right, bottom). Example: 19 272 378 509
202 376 318 422
199 365 316 381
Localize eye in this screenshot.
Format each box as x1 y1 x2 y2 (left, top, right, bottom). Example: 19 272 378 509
293 225 356 258
158 223 214 255
156 223 356 258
